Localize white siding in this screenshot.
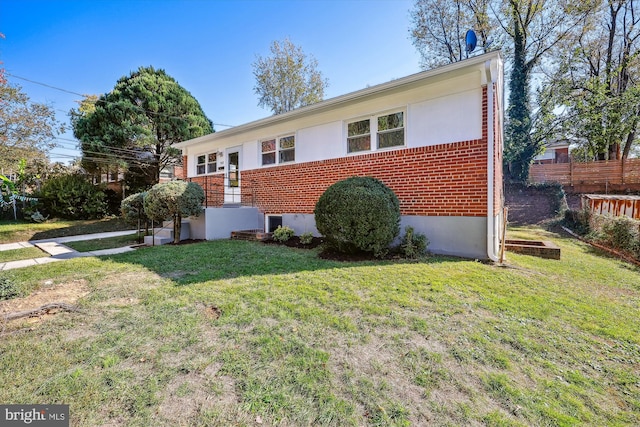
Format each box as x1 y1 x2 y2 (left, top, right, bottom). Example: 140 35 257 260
297 121 343 163
183 65 486 178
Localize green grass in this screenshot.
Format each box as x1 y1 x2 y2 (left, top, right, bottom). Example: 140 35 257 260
64 234 139 252
0 246 48 263
0 217 135 244
0 226 638 426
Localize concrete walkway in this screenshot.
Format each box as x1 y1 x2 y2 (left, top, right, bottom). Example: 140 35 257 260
0 230 139 271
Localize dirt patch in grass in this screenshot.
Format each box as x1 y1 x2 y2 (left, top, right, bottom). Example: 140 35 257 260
0 279 89 325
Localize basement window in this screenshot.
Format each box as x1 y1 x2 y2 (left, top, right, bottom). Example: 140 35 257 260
267 215 283 233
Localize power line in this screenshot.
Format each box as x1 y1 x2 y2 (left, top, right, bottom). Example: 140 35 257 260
5 72 235 128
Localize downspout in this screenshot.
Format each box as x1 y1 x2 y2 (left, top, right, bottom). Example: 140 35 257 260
485 59 499 262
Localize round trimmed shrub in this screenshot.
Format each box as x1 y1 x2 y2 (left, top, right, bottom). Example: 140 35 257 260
121 191 148 225
314 176 400 257
144 181 204 243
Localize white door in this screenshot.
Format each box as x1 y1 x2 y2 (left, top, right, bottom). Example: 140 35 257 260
224 146 241 204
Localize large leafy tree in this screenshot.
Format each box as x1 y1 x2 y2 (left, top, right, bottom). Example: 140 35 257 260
253 38 328 115
71 67 213 188
0 71 63 174
409 0 595 182
501 0 595 181
410 0 496 69
542 0 640 161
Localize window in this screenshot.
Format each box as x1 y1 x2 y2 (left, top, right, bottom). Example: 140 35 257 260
261 135 295 166
346 111 405 153
347 119 371 153
261 139 276 165
377 112 404 149
196 152 217 175
279 135 295 163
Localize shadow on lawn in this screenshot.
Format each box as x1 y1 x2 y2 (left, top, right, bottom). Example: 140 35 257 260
102 239 466 286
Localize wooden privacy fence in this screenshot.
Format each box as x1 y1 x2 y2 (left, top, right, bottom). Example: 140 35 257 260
529 159 640 193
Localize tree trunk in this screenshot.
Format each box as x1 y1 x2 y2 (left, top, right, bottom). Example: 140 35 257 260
174 214 182 244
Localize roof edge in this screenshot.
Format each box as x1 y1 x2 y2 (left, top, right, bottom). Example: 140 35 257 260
175 51 502 148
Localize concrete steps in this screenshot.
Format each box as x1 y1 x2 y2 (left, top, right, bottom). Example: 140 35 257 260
144 220 191 246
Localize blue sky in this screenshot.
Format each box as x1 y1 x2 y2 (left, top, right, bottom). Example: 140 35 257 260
1 0 420 163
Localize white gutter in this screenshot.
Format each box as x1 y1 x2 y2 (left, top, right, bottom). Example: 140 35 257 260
485 59 499 262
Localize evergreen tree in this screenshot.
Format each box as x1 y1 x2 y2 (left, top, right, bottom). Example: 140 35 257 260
71 67 213 188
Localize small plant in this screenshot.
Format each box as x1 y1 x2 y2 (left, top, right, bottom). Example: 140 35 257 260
601 216 639 253
300 232 314 245
400 226 429 258
273 225 295 243
0 277 19 301
30 210 48 223
564 207 591 235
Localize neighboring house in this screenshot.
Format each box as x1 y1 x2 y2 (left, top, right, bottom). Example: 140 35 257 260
176 51 505 260
533 140 570 164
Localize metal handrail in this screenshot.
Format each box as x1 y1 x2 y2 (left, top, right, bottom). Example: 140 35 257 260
187 175 258 208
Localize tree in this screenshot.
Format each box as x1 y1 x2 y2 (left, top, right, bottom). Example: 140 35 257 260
541 0 640 161
253 38 328 115
409 0 595 181
0 76 63 174
501 0 595 181
410 0 496 69
71 67 213 188
144 181 204 244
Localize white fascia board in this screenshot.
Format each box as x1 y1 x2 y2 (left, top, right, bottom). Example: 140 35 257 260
175 51 503 150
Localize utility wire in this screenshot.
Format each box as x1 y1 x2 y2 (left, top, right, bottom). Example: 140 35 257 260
6 72 235 128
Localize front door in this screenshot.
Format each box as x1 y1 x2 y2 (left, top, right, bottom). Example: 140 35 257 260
225 147 241 204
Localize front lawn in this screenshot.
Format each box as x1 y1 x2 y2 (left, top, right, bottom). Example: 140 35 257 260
0 227 638 426
0 217 135 244
64 234 140 252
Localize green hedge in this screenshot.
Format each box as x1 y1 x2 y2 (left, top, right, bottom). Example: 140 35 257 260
314 176 400 257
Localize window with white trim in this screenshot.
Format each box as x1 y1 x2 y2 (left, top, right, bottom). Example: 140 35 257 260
196 152 217 175
377 112 404 149
347 119 371 153
261 135 295 166
346 110 405 153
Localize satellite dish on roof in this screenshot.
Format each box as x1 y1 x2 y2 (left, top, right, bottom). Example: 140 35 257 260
465 29 477 55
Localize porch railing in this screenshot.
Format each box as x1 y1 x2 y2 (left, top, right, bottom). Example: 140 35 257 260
187 175 258 208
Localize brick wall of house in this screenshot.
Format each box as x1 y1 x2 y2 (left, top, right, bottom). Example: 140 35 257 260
243 138 489 217
188 86 496 218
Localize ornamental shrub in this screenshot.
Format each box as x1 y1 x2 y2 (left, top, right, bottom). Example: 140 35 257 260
314 176 400 257
144 181 204 243
121 191 148 225
300 232 314 245
400 226 429 258
273 225 295 243
37 173 107 219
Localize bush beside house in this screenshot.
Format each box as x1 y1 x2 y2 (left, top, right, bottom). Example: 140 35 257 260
314 176 400 258
144 181 205 244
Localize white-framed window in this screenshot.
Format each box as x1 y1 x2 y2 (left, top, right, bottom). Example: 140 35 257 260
261 135 295 166
346 110 405 153
377 112 404 149
196 152 217 175
347 119 371 153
